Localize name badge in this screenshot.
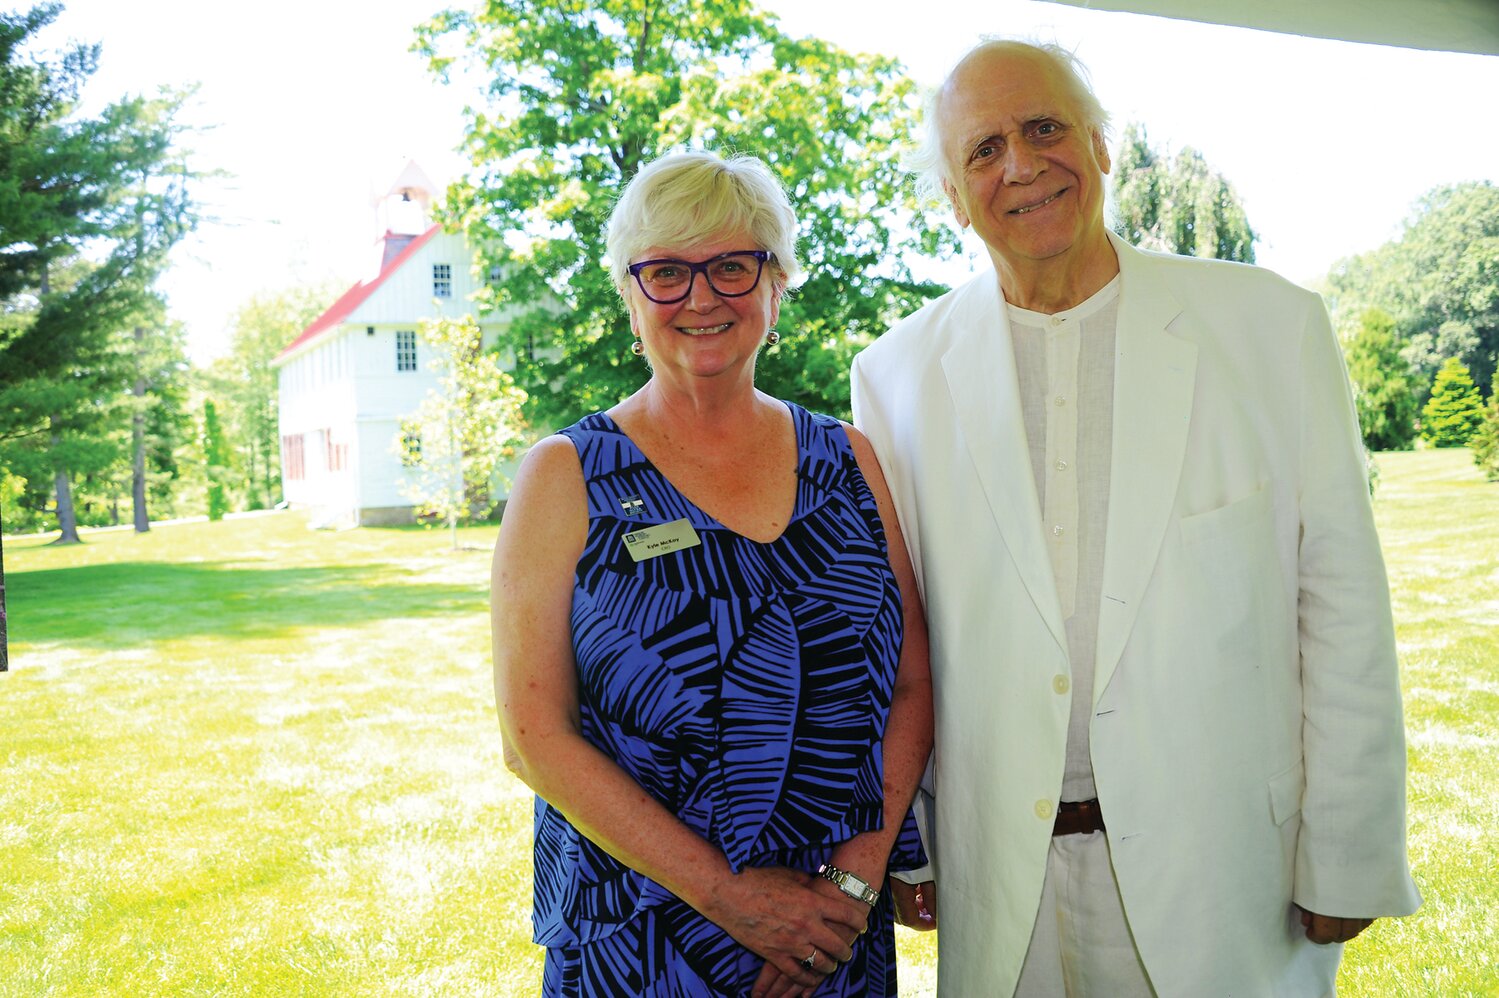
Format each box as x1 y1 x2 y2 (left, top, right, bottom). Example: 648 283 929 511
621 517 701 562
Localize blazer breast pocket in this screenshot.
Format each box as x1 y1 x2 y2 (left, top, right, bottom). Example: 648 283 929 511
1179 486 1273 550
1177 487 1284 668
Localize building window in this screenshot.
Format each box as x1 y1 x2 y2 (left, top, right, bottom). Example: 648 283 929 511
433 263 452 298
282 434 305 481
326 431 349 473
396 329 418 371
487 264 503 286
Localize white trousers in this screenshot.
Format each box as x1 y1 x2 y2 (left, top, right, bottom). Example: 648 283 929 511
1013 830 1157 998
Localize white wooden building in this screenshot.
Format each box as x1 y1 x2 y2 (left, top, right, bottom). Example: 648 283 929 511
273 162 503 527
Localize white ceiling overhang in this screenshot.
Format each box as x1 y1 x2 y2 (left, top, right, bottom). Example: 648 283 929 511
1038 0 1499 55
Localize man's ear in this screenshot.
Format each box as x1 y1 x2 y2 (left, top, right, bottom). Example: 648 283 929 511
943 179 971 229
1093 129 1111 175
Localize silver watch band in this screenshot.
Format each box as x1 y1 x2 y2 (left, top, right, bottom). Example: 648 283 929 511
818 863 879 906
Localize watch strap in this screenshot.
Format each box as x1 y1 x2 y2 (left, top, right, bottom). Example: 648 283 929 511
818 863 879 906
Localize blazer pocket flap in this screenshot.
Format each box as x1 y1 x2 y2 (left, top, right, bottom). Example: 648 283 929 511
1180 486 1272 547
1268 759 1305 826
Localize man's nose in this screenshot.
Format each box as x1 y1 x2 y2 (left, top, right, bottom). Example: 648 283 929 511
1003 141 1042 184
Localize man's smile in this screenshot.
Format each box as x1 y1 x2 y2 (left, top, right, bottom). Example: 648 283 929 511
1011 189 1067 215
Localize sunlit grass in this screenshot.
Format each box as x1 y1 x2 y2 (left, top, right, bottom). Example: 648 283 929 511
2 513 538 997
2 448 1494 996
1339 448 1499 997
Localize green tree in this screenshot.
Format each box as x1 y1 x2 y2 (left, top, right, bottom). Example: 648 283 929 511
416 0 954 428
396 316 528 546
1 4 195 395
1345 309 1421 451
202 399 229 521
1471 394 1499 481
1110 122 1256 262
0 3 196 540
1 255 132 543
1421 356 1485 447
1324 182 1499 395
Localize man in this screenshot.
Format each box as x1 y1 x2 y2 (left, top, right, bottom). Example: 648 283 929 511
851 40 1420 996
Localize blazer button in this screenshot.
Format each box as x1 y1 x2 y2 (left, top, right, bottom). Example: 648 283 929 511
1035 799 1054 820
1053 675 1070 695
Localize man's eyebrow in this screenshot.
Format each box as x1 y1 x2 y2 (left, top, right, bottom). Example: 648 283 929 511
959 113 1064 147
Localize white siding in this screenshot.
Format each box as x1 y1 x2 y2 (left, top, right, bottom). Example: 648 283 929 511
356 416 418 509
345 231 480 327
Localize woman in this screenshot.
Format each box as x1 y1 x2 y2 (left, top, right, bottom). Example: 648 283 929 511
490 150 932 998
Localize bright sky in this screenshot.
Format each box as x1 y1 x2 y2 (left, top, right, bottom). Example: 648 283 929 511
38 0 1499 364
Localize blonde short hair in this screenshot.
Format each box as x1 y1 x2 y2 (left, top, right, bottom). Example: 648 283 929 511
606 151 804 296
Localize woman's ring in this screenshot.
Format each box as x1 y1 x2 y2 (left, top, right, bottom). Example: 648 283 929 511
800 947 820 971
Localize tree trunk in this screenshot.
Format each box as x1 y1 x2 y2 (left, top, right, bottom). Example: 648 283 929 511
132 326 150 532
51 424 81 545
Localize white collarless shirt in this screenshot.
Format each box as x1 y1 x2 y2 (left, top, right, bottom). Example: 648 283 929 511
1007 276 1120 803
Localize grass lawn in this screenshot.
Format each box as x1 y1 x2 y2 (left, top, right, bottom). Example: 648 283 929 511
1 448 1493 996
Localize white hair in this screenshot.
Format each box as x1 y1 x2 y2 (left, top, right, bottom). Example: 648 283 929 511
905 39 1112 205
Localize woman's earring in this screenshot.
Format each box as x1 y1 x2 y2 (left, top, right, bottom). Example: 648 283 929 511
630 338 645 357
765 329 781 346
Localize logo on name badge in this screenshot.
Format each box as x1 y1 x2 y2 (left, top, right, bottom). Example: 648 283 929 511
621 517 701 562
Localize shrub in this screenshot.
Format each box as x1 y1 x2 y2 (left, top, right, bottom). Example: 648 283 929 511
1345 309 1420 451
1421 357 1484 447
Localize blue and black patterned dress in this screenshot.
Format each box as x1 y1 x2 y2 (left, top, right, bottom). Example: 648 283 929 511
533 401 924 997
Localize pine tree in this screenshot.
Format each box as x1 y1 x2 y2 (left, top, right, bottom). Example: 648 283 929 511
1 4 196 539
1421 357 1485 447
1470 395 1499 481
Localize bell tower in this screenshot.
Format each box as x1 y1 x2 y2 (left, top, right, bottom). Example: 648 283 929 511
370 159 440 276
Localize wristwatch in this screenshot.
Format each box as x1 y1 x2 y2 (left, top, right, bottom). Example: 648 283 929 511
818 863 879 906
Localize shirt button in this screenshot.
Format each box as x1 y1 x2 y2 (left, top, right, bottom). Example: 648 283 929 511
1052 525 1064 537
1054 395 1067 406
1053 674 1070 694
1055 459 1068 471
1035 799 1054 820
1050 316 1064 327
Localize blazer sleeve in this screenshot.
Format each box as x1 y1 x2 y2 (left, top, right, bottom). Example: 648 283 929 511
852 348 938 885
1292 292 1421 917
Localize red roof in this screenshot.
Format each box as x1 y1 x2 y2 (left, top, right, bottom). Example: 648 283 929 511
276 224 441 360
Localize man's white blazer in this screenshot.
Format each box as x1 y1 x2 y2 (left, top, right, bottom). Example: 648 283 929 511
851 233 1420 997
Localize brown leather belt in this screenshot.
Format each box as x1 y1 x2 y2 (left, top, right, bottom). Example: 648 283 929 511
1053 799 1106 836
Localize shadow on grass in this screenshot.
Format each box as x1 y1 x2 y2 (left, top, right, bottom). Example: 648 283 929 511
7 561 483 648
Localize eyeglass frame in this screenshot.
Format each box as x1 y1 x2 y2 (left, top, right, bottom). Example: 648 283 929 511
626 249 773 304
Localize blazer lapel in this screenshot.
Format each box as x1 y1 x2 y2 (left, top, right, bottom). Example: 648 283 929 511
940 274 1068 656
1094 236 1197 702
